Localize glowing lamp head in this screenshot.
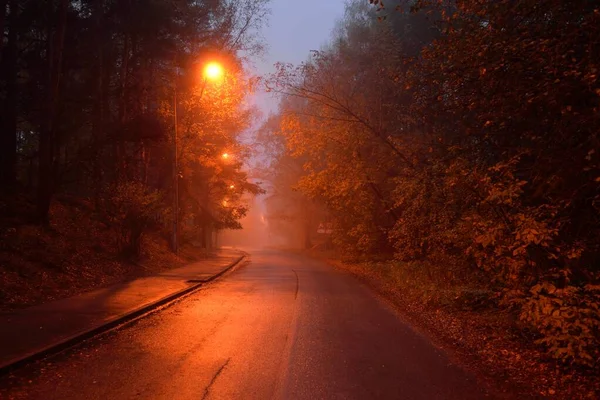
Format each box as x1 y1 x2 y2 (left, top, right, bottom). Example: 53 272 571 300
204 62 224 80
221 153 229 159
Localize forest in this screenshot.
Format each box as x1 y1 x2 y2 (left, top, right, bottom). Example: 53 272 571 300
261 0 600 376
0 0 267 307
0 0 598 394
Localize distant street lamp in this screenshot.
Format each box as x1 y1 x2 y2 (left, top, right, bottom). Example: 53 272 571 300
172 60 225 254
221 152 230 160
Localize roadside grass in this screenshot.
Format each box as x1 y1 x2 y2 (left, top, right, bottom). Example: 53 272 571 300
306 249 600 400
342 258 497 310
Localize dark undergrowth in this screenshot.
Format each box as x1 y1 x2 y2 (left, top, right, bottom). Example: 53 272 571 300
0 194 210 311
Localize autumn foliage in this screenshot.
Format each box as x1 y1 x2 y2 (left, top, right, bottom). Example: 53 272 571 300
264 0 600 368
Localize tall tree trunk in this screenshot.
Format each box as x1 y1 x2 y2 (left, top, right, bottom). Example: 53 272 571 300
205 225 213 249
27 155 34 192
92 0 104 208
200 224 207 249
0 0 8 65
139 54 150 184
116 33 129 182
303 223 312 249
114 0 132 183
0 0 18 192
37 0 69 224
302 199 313 249
126 224 143 259
141 141 149 184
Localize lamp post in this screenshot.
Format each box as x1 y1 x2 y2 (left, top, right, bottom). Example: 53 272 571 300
172 58 179 255
172 60 224 254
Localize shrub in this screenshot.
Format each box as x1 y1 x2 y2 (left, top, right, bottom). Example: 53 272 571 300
100 182 167 258
516 282 600 368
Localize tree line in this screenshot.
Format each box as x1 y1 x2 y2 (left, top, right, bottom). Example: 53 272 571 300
262 0 600 368
0 0 268 256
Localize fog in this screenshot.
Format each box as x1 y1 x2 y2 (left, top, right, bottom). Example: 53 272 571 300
218 195 270 249
218 191 316 251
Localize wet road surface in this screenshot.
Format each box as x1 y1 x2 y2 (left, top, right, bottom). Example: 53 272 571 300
0 250 494 399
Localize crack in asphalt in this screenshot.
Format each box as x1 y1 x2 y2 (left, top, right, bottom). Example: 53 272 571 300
292 269 299 300
201 358 231 400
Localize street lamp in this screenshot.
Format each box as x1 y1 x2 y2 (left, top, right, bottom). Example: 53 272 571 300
204 62 224 80
172 60 225 254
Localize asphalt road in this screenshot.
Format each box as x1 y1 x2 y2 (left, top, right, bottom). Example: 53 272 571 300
0 250 494 400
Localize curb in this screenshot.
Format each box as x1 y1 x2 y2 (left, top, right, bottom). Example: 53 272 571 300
0 254 246 376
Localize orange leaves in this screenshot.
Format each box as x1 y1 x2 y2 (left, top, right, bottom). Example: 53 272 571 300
517 282 600 367
268 4 600 367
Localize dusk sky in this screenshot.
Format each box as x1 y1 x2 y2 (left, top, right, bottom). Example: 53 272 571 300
250 0 347 117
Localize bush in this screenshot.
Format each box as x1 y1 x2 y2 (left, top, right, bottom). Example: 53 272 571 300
515 282 600 368
100 182 167 257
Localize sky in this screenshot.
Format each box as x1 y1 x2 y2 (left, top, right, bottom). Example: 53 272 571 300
249 0 347 117
226 1 346 245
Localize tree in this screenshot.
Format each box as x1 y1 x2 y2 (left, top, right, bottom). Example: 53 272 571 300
264 1 436 253
257 113 324 249
0 0 18 192
0 0 270 257
264 0 600 366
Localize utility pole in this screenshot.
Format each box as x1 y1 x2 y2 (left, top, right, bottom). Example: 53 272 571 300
172 60 179 255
